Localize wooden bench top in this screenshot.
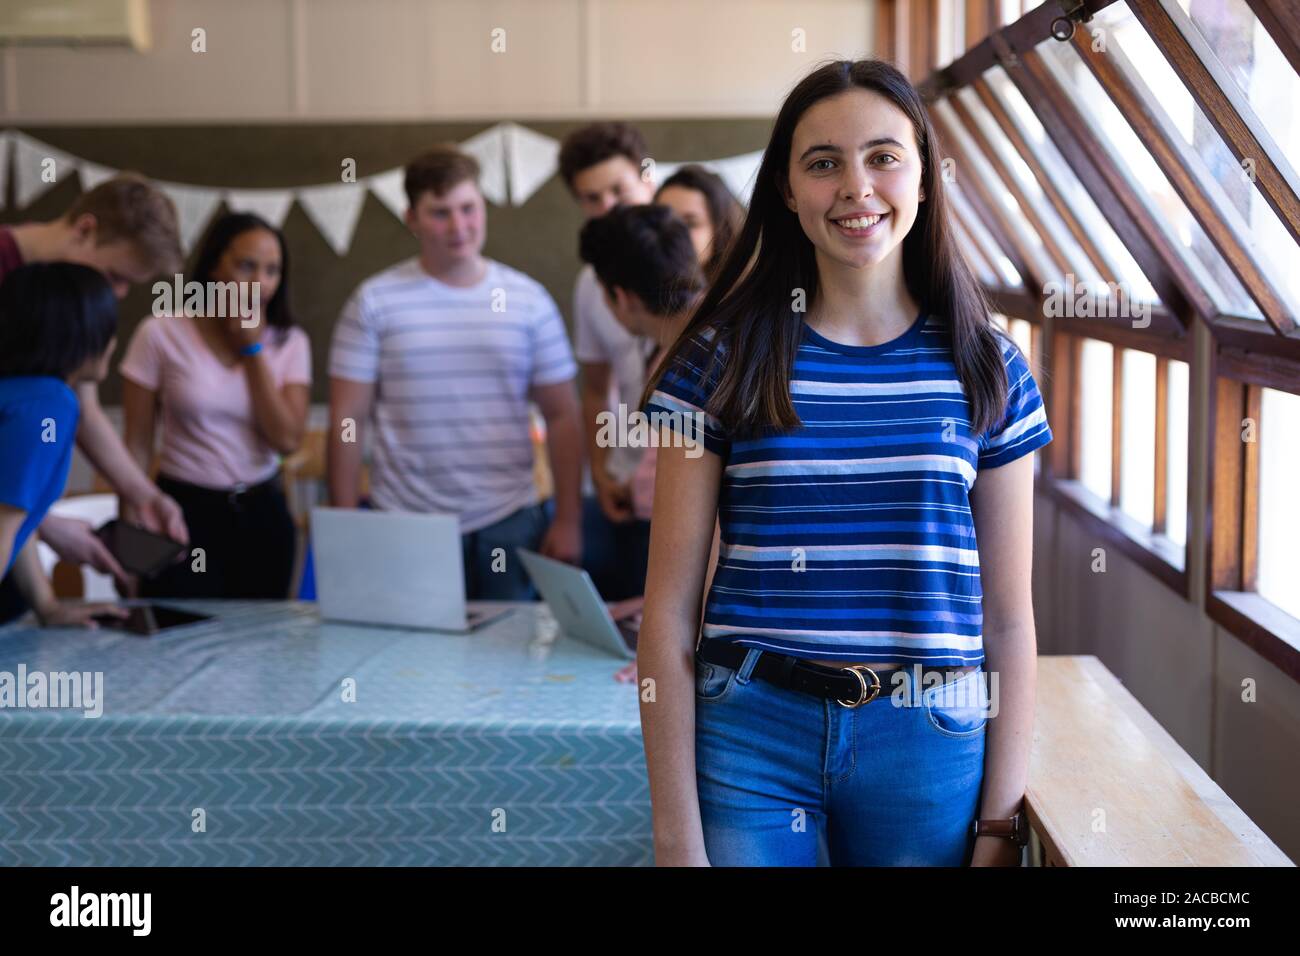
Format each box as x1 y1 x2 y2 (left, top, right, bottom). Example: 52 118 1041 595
1027 656 1292 866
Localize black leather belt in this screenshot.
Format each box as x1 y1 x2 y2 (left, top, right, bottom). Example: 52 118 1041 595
697 641 977 708
159 472 282 510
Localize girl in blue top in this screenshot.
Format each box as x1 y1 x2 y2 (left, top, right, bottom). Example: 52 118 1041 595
0 263 129 628
638 60 1051 867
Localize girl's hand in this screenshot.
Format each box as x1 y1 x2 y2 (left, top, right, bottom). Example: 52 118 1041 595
607 595 645 620
969 835 1024 867
225 316 262 352
614 660 638 684
37 601 129 629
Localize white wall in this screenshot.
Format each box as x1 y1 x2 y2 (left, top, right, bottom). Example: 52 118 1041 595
1 0 875 123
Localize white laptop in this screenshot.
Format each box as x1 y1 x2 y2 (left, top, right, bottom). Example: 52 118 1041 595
312 507 510 633
517 548 639 659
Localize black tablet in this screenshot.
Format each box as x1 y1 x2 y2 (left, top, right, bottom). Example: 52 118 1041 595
91 604 213 636
95 519 187 578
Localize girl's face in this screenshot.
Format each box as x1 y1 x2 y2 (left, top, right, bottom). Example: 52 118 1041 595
656 185 714 265
212 227 282 333
783 88 924 271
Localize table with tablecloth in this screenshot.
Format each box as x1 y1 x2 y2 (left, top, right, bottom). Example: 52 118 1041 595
0 601 652 866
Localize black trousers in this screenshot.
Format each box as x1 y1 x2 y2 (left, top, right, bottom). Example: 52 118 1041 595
141 472 296 600
0 569 25 626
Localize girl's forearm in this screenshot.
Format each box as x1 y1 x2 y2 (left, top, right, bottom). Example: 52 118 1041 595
637 617 709 861
977 622 1038 820
241 355 305 454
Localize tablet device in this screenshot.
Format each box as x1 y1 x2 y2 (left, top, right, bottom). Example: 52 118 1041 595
95 519 187 578
91 604 213 636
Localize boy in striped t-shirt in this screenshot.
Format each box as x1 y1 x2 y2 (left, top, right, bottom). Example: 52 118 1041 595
327 146 583 600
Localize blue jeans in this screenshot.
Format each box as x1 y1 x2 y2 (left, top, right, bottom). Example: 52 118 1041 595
693 648 988 866
461 500 552 601
580 494 650 601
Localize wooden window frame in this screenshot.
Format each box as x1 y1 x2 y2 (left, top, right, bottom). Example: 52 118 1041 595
1069 20 1297 337
931 104 1052 288
1207 353 1300 681
944 89 1078 280
924 0 1300 677
972 74 1130 292
1047 331 1190 596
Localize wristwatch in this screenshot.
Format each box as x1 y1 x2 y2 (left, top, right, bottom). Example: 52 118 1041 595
972 812 1029 847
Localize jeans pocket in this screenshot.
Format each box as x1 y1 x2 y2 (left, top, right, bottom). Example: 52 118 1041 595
923 669 989 738
694 657 738 703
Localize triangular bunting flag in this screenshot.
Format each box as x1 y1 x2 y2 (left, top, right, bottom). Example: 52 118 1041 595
503 122 560 206
710 150 764 205
366 168 407 221
78 160 119 192
459 123 508 206
12 132 79 208
649 160 683 188
296 181 366 256
156 181 222 254
0 132 11 209
223 188 295 229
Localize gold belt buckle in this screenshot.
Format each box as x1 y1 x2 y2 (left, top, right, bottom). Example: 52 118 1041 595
836 664 882 708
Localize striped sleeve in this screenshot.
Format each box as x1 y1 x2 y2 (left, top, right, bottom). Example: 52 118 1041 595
328 286 380 384
527 290 578 387
979 339 1052 469
642 329 730 458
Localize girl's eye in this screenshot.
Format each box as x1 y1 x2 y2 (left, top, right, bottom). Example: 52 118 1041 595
873 153 899 166
810 158 835 171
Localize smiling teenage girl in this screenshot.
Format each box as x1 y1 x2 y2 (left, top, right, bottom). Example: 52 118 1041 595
637 59 1052 867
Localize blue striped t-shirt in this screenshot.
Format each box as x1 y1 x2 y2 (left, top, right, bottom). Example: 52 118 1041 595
643 311 1052 666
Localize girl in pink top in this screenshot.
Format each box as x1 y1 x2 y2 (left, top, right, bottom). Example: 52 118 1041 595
120 213 311 599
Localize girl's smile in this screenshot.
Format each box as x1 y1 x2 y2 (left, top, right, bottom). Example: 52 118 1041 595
830 210 890 239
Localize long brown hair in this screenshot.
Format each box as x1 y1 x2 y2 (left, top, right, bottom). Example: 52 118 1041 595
641 59 1008 438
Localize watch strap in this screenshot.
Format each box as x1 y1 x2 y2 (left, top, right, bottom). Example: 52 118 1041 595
973 814 1028 846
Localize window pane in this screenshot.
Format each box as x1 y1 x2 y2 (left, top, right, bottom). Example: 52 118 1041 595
1258 387 1300 621
1009 317 1033 364
1120 350 1156 528
1095 3 1300 323
1173 0 1300 181
949 182 1023 287
1166 359 1189 548
983 66 1158 303
1038 37 1263 320
933 98 1058 286
955 86 1100 286
953 215 1000 286
1079 338 1114 501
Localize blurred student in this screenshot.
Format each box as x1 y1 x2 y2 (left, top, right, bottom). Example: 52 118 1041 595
653 164 743 281
578 205 704 596
119 213 310 599
328 145 582 601
557 122 659 600
0 264 130 627
0 175 188 620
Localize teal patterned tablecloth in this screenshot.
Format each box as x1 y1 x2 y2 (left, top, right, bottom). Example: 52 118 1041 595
0 601 652 866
